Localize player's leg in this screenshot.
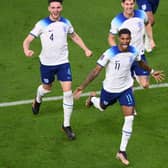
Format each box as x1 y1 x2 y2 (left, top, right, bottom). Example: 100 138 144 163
116 88 135 165
85 91 105 111
85 88 117 112
32 64 53 114
136 75 149 88
150 0 160 19
145 0 160 50
131 58 149 115
85 91 97 107
132 55 150 89
145 15 156 52
58 63 75 140
144 29 155 52
137 0 155 25
60 81 73 127
60 81 75 140
146 11 155 25
116 109 134 165
136 0 156 51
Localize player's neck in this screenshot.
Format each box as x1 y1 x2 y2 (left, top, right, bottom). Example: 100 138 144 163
49 15 60 21
118 45 128 52
123 11 134 18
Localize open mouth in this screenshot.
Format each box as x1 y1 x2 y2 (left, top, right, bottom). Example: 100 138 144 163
122 44 128 48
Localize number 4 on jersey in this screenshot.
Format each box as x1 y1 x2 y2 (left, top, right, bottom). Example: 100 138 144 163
49 33 54 41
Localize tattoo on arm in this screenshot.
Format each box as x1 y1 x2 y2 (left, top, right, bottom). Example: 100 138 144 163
80 66 102 90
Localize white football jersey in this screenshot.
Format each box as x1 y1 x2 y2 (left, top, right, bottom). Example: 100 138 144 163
30 17 74 66
97 46 140 93
109 10 148 55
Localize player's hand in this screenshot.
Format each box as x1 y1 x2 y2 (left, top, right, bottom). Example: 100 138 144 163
152 70 165 82
73 87 83 99
24 49 34 57
85 49 92 57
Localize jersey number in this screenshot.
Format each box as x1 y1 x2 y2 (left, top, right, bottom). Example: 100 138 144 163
49 33 54 41
115 61 120 70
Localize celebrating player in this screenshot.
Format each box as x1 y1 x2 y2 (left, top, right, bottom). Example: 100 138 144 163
73 28 164 165
23 0 92 140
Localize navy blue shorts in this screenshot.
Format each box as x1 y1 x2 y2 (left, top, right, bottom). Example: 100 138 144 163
40 63 72 84
131 54 150 76
136 0 160 13
100 87 135 109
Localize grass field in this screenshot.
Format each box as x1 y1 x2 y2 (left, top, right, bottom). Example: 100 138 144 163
0 0 168 167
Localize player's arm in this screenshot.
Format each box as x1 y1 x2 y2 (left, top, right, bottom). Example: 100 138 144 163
73 64 103 99
23 34 35 57
70 32 92 57
138 60 165 82
108 33 117 46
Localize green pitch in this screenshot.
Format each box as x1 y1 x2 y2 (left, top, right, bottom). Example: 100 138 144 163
0 0 168 168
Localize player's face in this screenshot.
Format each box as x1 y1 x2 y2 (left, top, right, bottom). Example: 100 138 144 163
48 2 63 21
122 0 135 16
118 33 131 51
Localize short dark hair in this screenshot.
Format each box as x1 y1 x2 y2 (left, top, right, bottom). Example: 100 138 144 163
48 0 63 5
122 0 135 2
118 28 131 37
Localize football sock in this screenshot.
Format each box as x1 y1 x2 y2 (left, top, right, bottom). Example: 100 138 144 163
120 115 134 151
63 90 73 127
36 85 51 103
92 97 104 112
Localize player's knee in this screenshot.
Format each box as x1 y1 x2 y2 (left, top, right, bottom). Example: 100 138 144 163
39 84 51 95
42 84 52 91
141 82 149 89
149 18 155 26
139 79 149 89
148 14 155 26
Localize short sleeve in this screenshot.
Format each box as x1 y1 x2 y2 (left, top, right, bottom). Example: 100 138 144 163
65 19 74 34
30 21 43 38
97 50 111 67
109 19 118 35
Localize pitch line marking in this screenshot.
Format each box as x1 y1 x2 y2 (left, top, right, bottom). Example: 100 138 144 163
0 83 168 107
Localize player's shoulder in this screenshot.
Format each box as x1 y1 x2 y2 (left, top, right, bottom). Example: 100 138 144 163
114 12 124 18
128 45 139 54
112 12 127 27
59 16 72 25
105 46 120 57
112 12 125 22
36 16 72 27
134 9 146 19
37 17 54 26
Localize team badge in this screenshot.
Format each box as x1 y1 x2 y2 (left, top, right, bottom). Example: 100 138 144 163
141 4 147 11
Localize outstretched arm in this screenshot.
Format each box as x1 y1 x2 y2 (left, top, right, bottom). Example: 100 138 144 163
73 64 103 99
70 32 92 57
138 60 165 82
